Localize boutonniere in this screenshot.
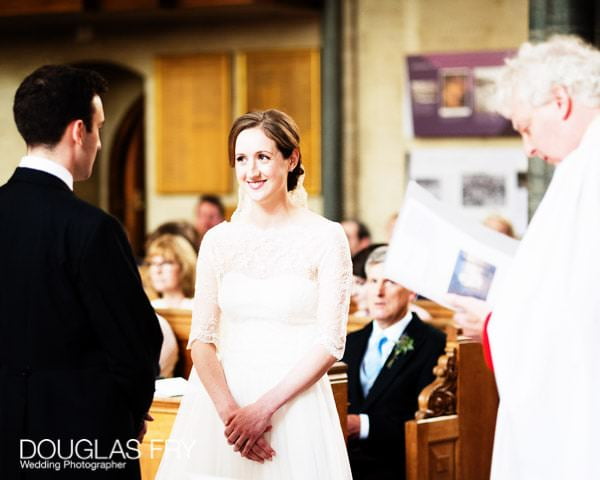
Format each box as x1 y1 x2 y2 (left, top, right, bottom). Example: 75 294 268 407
385 334 414 368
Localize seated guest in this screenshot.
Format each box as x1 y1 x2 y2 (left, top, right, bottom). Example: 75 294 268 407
146 220 201 252
483 212 517 238
343 246 446 480
351 244 386 317
350 244 430 322
342 219 372 256
146 234 197 310
194 194 225 238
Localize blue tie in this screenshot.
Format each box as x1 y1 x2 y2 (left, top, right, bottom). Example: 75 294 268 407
361 335 388 396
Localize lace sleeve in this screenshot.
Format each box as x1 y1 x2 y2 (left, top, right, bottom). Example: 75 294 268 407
314 223 352 359
187 229 221 349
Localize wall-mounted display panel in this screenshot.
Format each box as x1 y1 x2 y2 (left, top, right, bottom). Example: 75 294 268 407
407 51 515 137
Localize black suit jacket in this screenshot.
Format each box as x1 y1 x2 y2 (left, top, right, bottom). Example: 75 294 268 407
342 313 446 480
0 168 162 479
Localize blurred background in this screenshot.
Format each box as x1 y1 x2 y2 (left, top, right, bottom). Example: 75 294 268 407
0 0 598 255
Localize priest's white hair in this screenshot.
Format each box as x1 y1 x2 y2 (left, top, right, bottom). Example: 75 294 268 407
495 35 600 117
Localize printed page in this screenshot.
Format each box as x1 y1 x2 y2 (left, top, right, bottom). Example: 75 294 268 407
385 181 519 308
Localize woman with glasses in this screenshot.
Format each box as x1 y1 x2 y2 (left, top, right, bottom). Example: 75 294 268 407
145 233 197 310
145 233 197 377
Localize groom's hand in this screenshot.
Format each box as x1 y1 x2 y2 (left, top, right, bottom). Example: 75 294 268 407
137 412 154 443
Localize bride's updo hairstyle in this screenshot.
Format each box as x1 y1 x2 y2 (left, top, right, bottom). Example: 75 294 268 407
228 109 305 192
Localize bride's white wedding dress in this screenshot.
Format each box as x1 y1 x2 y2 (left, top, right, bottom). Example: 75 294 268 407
156 210 353 480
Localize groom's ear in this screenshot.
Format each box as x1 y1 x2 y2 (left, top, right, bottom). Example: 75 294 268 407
288 149 299 172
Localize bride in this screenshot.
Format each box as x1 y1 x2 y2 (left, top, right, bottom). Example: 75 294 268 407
156 109 353 479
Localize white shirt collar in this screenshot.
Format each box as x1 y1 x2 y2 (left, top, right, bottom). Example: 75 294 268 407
19 155 74 191
371 309 413 344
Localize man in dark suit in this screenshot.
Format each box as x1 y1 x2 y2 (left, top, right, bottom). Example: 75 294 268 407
343 246 445 480
0 65 162 479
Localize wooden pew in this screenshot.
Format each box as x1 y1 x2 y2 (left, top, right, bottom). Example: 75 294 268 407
328 361 349 441
405 330 498 480
414 299 455 335
155 308 193 378
140 361 349 480
405 415 459 479
139 397 180 480
347 313 370 333
348 300 440 334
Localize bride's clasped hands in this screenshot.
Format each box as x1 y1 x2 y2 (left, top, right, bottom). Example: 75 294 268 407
223 398 277 463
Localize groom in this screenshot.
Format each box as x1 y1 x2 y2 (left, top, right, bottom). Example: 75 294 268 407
0 65 162 479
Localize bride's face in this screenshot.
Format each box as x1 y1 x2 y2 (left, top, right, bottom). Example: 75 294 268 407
234 127 295 205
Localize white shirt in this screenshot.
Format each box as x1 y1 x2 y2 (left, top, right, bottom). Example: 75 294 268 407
19 155 74 191
359 310 413 439
151 297 194 310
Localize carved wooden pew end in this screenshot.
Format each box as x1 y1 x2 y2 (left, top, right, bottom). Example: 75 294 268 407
405 336 498 480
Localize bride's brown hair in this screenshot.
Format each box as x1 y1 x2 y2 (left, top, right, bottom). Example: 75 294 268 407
228 109 304 192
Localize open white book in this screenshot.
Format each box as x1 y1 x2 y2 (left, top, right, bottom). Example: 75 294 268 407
384 181 520 309
154 377 188 398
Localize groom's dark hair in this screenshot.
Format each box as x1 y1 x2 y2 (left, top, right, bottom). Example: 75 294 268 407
228 109 305 192
14 64 107 148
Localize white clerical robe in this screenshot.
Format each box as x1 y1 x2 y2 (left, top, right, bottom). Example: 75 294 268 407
488 115 600 479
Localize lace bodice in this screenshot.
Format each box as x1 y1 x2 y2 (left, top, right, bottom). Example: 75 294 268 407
188 212 352 359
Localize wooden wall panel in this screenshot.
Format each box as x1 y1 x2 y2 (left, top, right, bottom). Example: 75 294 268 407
155 53 232 194
242 49 321 194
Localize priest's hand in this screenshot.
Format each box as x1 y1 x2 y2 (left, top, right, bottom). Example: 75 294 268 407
445 294 491 340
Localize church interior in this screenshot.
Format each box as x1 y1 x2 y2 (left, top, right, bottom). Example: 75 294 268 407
1 1 598 479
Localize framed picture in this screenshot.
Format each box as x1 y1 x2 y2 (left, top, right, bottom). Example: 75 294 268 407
439 68 472 118
448 250 496 301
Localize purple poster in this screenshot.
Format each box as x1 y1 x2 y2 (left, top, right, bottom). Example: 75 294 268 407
407 51 516 137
